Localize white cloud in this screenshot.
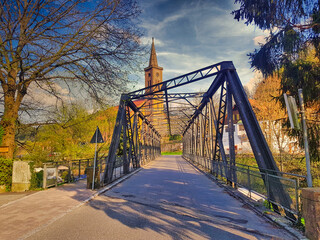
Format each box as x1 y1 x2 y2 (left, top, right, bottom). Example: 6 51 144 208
23 82 73 107
140 11 186 39
245 71 263 93
135 0 272 95
140 36 164 46
253 35 267 46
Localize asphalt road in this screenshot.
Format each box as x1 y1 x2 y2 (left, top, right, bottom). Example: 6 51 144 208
26 156 294 240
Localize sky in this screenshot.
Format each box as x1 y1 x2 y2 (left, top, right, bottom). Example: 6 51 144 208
20 0 268 120
132 0 267 93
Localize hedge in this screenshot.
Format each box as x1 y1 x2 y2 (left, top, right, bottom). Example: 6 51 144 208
0 157 13 191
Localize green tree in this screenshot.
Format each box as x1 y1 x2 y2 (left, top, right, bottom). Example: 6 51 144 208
0 0 143 159
233 0 320 161
19 103 117 164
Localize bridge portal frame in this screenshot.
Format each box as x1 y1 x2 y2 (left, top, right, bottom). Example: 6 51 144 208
103 61 295 220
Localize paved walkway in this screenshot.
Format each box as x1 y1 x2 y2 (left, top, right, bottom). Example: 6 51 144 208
20 156 296 240
0 180 98 239
0 191 36 207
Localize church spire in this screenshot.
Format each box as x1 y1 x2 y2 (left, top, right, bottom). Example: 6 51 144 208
148 37 158 67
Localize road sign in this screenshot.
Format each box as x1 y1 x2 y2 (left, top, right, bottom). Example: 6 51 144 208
90 126 104 190
90 127 104 143
283 93 300 130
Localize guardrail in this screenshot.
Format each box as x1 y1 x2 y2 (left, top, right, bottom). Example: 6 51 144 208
40 151 159 189
183 153 306 223
42 158 94 188
102 151 159 185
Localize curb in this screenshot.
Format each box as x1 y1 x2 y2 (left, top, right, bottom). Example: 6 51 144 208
183 157 307 240
83 167 142 203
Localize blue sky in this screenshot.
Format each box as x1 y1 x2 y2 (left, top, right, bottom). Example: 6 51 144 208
131 0 266 92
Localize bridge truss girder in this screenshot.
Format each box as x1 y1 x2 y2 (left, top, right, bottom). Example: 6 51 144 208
103 61 295 220
103 95 161 183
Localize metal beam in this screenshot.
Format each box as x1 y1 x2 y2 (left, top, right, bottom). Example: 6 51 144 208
103 94 127 183
165 90 172 136
128 61 233 99
182 72 225 135
226 68 295 220
138 92 205 100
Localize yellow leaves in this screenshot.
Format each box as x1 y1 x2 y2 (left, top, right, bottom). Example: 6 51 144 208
253 74 286 121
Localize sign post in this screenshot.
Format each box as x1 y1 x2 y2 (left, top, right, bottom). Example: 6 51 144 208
284 91 312 187
90 126 104 190
298 89 312 187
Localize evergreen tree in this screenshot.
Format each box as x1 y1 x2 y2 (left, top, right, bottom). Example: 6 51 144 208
233 0 320 161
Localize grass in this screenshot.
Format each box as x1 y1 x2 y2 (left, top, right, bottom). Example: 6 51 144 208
161 151 182 155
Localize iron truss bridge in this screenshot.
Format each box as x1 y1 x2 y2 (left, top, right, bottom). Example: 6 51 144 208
103 61 296 221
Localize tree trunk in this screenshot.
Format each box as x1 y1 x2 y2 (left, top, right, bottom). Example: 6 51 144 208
0 83 21 159
0 109 19 159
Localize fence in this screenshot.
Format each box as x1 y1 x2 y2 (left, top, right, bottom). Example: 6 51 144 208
183 153 306 223
102 146 160 185
42 158 94 188
41 149 159 189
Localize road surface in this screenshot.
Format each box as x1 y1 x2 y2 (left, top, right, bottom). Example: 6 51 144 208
27 155 294 240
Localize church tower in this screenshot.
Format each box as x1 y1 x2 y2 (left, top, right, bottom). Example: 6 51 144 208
144 38 163 92
144 38 164 121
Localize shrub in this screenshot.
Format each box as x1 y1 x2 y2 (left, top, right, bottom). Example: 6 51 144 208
0 126 4 145
30 170 43 189
0 157 13 191
61 171 69 182
169 134 182 141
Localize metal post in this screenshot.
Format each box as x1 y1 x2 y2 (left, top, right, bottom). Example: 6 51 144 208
265 173 270 208
247 167 251 199
199 114 204 159
68 161 71 183
227 82 236 185
43 163 47 189
208 98 214 172
298 89 312 187
294 178 299 217
78 160 81 180
123 109 129 174
133 112 139 167
55 164 58 187
92 126 98 190
143 121 146 163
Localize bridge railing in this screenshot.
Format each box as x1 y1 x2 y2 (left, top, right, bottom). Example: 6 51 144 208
41 158 94 188
183 153 306 223
39 144 161 189
102 147 161 185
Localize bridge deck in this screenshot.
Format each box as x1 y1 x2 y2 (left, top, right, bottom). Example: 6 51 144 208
26 156 293 239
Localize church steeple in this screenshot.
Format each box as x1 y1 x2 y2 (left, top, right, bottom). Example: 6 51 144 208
149 37 158 67
144 37 163 93
143 37 164 129
145 38 163 71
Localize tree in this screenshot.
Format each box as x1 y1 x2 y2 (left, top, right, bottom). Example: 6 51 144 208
0 0 143 159
233 0 320 161
252 74 292 170
233 0 320 103
18 102 117 164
